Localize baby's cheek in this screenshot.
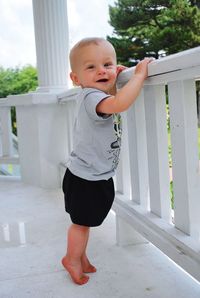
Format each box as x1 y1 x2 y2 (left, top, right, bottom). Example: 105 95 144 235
112 70 118 78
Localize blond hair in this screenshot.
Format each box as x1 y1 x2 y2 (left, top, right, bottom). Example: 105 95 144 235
69 37 116 71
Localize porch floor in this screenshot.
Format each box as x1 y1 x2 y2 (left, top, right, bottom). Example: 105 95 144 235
0 178 200 298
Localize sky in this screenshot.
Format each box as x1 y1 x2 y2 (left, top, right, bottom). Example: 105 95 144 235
0 0 115 68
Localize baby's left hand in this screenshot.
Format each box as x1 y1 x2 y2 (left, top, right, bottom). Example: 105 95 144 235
135 58 154 80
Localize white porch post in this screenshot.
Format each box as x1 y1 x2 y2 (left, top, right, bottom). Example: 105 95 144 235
14 0 70 188
32 0 69 91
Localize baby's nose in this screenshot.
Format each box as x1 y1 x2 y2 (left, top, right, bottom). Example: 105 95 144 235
97 66 106 74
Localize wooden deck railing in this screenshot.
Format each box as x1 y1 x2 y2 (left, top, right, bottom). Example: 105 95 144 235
114 46 200 282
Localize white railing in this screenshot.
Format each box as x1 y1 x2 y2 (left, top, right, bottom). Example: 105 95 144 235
0 100 19 170
0 92 76 187
113 46 200 282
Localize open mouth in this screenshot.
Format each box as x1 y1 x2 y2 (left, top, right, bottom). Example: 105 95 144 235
96 79 108 83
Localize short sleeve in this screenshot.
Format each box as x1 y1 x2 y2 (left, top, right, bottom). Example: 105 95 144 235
83 88 111 121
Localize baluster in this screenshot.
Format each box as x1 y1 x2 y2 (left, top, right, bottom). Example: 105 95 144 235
0 107 13 157
68 100 76 154
144 85 171 221
126 91 149 209
115 112 131 197
168 79 200 239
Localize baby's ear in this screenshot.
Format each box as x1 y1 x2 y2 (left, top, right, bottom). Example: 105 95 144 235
70 72 80 86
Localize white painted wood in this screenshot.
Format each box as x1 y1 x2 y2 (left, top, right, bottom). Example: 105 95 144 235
57 87 81 102
15 96 75 188
125 91 149 208
119 65 200 88
115 112 131 196
117 46 200 88
148 46 200 77
0 107 13 157
147 65 200 85
168 80 200 239
65 100 76 157
113 195 200 283
144 85 171 221
32 0 69 90
115 51 200 282
109 76 130 195
0 93 57 107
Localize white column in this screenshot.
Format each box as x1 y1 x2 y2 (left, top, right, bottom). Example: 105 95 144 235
12 1 70 188
32 0 69 91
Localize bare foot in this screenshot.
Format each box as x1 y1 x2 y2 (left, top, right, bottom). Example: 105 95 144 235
62 256 89 285
81 255 97 273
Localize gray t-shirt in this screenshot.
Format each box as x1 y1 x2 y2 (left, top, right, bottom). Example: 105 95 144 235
67 88 122 181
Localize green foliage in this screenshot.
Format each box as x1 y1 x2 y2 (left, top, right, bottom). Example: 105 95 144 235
197 80 200 92
0 65 38 98
0 65 38 135
108 0 200 65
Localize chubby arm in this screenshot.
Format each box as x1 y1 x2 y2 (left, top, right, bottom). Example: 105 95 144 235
97 58 153 114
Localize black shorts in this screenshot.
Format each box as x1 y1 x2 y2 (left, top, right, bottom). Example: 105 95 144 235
62 169 115 227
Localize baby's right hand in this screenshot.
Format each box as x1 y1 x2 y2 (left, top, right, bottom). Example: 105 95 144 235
135 58 154 80
116 65 127 77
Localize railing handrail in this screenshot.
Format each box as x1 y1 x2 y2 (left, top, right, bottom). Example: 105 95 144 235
117 46 200 87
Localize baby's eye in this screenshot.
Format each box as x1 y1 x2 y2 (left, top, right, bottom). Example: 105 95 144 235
87 65 94 69
104 62 113 67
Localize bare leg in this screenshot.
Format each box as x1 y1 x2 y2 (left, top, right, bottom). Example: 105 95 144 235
62 224 90 285
81 253 97 273
81 231 97 273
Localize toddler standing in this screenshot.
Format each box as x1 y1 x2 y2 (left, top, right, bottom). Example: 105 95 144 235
62 37 153 285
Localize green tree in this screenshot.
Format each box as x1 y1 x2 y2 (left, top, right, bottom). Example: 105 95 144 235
108 0 200 66
0 65 38 135
0 65 38 98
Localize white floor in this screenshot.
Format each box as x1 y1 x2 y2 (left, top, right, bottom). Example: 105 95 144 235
0 177 200 298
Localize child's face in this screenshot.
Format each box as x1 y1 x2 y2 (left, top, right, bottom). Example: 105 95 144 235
70 42 117 93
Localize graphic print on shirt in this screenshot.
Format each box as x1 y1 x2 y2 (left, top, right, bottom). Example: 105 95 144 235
108 113 122 170
111 114 122 149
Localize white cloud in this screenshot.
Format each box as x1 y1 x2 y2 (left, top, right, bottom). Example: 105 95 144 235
0 0 115 68
0 0 36 67
68 0 115 47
